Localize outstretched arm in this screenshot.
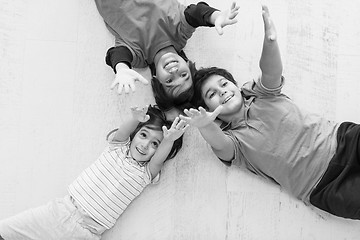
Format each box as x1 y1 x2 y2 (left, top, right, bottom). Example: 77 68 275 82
148 117 189 178
112 106 150 142
259 5 283 89
180 106 235 161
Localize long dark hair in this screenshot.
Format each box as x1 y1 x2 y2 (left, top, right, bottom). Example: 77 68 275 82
107 105 183 160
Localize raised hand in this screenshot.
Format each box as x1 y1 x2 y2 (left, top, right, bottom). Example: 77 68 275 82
214 2 240 35
179 106 223 128
111 67 149 94
162 117 189 142
130 106 150 122
262 5 276 41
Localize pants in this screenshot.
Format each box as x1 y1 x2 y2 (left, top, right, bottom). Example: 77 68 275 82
310 122 360 219
0 195 104 240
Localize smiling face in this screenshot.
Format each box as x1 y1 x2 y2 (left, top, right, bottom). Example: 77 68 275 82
201 75 243 119
155 52 193 98
130 125 164 162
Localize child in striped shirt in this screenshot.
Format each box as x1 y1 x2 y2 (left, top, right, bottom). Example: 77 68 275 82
0 105 188 240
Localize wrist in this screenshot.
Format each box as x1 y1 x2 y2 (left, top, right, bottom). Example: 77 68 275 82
160 138 174 147
115 62 130 72
198 121 216 130
209 10 220 25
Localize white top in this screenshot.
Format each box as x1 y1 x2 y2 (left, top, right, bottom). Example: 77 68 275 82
68 138 159 229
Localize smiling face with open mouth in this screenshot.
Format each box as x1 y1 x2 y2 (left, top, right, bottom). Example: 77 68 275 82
155 52 193 98
201 74 243 117
130 126 164 162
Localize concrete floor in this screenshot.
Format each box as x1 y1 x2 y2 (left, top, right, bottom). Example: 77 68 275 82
1 0 360 239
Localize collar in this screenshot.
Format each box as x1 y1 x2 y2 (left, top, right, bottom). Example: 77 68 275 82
220 95 256 130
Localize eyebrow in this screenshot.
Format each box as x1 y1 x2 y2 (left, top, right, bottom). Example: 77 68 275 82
204 78 222 97
143 127 162 143
152 136 162 145
169 75 191 97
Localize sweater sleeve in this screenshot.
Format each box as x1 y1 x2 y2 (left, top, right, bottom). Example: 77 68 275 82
184 2 219 28
105 46 133 73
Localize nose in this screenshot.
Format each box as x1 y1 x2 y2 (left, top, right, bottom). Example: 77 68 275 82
220 89 227 96
142 140 150 149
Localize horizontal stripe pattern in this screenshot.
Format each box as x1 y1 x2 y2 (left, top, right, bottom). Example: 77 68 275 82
68 140 151 229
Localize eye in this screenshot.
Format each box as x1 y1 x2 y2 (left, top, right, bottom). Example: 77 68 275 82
165 79 172 84
180 72 188 78
151 141 159 148
208 91 216 99
140 132 146 138
221 81 228 87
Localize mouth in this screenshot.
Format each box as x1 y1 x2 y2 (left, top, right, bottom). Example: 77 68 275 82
136 147 146 155
164 60 179 73
222 94 233 104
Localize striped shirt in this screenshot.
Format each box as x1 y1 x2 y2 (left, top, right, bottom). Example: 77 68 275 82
68 138 159 229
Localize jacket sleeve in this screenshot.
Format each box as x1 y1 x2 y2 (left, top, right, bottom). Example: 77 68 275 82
105 46 133 73
184 2 218 28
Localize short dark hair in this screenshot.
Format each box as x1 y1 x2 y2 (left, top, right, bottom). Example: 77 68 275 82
149 51 197 112
129 105 183 160
191 67 237 109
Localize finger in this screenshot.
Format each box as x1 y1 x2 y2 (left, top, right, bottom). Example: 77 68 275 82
227 19 238 25
162 125 168 134
118 84 124 94
199 107 207 115
144 114 150 122
182 124 190 132
189 108 200 115
130 82 136 93
262 5 271 24
179 114 191 122
171 117 180 129
136 73 149 85
124 84 130 94
215 24 224 35
110 79 118 90
232 5 240 12
212 105 223 117
262 5 269 14
177 119 188 129
229 10 239 19
183 109 193 117
228 11 239 20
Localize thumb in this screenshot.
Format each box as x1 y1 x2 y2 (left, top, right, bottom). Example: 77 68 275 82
212 105 223 117
135 72 149 84
110 79 118 89
144 114 150 122
215 24 224 35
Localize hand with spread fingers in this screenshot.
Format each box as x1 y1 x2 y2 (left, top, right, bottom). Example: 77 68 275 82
130 105 150 122
162 117 189 142
180 106 223 129
111 63 149 94
213 2 240 35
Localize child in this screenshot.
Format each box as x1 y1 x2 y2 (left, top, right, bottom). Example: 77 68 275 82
0 105 189 239
180 5 360 220
94 0 239 111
